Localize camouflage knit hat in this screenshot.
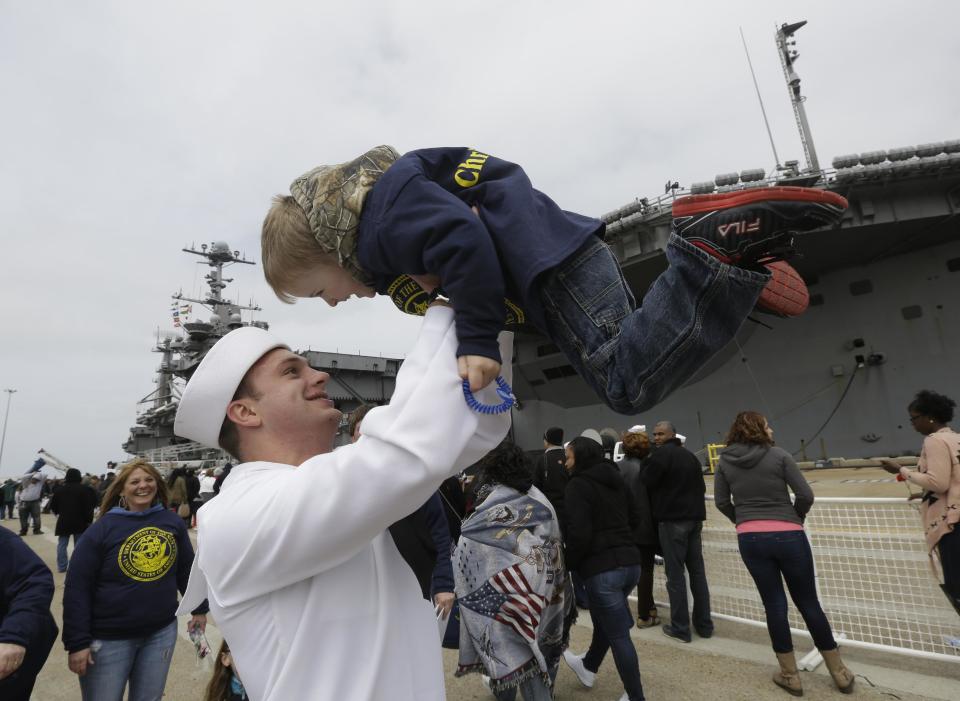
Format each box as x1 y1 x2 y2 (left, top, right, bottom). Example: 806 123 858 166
289 145 401 285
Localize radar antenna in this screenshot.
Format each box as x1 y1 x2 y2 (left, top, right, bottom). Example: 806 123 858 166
776 20 820 173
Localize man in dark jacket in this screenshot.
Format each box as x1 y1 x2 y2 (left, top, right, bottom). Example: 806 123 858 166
2 480 16 520
0 526 59 701
534 426 568 533
185 468 202 527
96 463 116 504
642 421 713 643
49 468 98 573
349 406 456 619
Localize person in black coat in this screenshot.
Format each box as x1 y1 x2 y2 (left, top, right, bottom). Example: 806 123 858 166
642 421 713 643
617 429 659 628
213 463 233 495
348 405 456 620
562 437 646 701
533 426 569 536
0 526 59 701
185 469 202 526
49 468 98 574
437 475 466 543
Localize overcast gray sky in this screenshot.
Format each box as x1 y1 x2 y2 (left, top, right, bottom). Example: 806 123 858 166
1 1 957 478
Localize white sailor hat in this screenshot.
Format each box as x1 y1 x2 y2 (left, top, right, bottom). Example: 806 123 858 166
174 326 289 449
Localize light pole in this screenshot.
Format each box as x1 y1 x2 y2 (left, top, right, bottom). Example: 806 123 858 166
0 389 16 473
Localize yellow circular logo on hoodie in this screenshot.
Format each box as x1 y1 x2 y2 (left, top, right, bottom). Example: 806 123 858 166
117 527 177 582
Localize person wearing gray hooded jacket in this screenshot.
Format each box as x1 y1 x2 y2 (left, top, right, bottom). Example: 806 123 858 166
715 411 854 698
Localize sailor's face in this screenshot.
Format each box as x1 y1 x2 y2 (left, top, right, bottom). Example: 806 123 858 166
122 468 157 511
287 261 375 307
247 349 341 432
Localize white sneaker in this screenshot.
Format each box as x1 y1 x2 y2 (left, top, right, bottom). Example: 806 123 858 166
618 693 629 701
563 650 596 688
480 674 495 697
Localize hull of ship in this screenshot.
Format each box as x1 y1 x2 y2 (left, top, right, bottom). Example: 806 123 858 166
511 236 960 459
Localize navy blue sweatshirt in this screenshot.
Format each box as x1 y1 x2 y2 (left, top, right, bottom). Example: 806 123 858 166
641 439 707 522
356 147 604 363
62 505 207 652
389 493 454 600
0 526 58 649
564 460 642 578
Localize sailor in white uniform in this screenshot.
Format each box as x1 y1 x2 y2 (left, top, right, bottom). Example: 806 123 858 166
174 304 512 700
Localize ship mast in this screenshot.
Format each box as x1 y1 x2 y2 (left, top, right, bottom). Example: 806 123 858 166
174 242 260 314
776 20 820 173
124 241 266 462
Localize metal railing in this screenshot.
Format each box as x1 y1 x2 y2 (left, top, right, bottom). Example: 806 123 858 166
647 497 960 664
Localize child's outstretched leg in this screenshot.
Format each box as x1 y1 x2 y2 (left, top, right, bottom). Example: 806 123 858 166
538 187 847 414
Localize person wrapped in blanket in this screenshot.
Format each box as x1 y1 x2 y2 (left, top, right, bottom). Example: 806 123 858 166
454 441 571 701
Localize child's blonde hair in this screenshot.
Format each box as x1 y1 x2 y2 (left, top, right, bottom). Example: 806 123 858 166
261 195 336 304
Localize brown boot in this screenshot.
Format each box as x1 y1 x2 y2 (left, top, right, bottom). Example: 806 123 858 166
637 607 660 628
773 651 803 696
821 647 855 694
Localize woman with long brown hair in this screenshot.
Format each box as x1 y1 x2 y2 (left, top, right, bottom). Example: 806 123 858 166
715 411 853 697
62 459 208 701
204 640 248 701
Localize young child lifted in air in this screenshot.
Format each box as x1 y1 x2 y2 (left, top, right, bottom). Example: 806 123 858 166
260 146 846 414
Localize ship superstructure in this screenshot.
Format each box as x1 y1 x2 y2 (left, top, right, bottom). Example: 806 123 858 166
123 242 402 462
122 242 267 467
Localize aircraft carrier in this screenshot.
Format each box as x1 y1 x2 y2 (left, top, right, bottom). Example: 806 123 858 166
509 21 960 460
123 21 960 466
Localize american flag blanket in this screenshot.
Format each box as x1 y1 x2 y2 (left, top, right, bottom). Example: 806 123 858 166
454 484 569 691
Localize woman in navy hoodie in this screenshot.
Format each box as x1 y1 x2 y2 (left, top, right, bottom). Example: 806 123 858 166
62 459 208 701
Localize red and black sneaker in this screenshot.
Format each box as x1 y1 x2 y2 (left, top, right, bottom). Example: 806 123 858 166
672 186 847 266
756 260 809 317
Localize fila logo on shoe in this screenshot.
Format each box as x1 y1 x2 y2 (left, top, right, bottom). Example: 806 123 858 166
717 218 760 237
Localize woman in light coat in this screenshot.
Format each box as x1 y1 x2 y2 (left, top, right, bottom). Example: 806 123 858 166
882 390 960 615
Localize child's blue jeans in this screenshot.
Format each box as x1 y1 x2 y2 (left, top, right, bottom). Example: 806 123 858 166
538 234 769 414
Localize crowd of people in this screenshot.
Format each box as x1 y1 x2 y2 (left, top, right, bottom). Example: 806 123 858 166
1 462 224 537
1 382 957 700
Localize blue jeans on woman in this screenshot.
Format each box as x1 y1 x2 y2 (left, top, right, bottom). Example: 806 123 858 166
57 534 79 572
582 565 645 701
737 530 837 653
78 620 177 701
539 235 767 414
